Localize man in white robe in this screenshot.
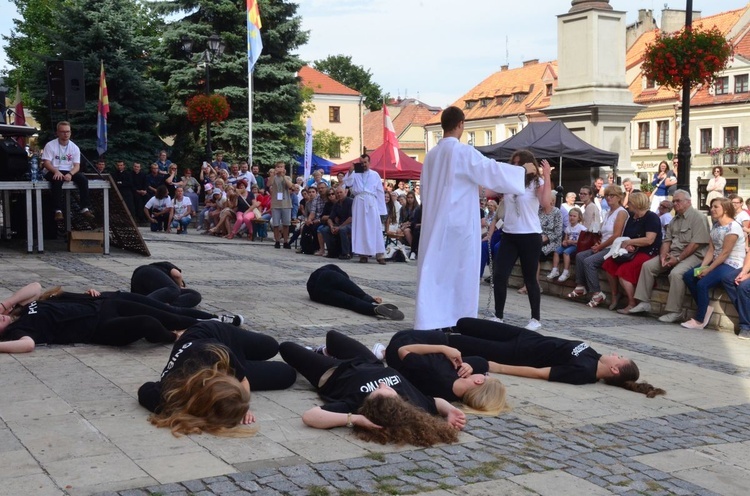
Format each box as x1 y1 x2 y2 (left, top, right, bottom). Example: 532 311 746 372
344 154 387 264
414 106 536 330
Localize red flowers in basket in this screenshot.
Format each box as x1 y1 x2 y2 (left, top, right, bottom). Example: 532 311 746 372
642 27 733 90
186 94 230 124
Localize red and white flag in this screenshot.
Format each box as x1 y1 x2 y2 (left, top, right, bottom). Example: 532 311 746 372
13 84 26 148
383 105 401 170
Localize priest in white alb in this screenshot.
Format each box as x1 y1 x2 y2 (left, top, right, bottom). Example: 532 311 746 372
344 153 387 264
414 106 537 330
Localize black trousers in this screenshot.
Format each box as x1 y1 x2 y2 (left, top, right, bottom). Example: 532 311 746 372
131 265 202 308
307 265 376 316
493 232 543 320
102 291 214 320
94 298 199 347
182 321 297 391
447 317 529 366
46 170 90 211
279 330 376 388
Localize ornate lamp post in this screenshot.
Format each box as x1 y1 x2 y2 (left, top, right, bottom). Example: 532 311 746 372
676 0 693 193
181 33 226 161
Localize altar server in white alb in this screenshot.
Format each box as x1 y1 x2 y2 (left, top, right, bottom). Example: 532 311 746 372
414 106 536 331
344 154 388 264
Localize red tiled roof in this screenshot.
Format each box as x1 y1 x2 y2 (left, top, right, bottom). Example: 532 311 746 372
298 66 360 96
363 103 440 151
363 110 384 150
426 61 558 125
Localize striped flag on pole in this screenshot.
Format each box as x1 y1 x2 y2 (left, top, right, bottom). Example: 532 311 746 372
13 84 26 148
383 105 401 170
247 0 263 73
96 61 109 157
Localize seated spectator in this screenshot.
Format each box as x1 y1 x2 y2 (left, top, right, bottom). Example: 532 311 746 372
165 164 182 197
601 192 662 313
171 187 193 234
145 163 165 200
181 168 201 215
210 186 238 237
321 186 353 259
622 178 635 208
400 192 419 247
306 169 330 188
579 186 600 231
384 190 408 262
227 163 242 186
144 185 173 232
228 179 258 240
729 194 750 250
199 187 222 232
548 207 585 283
657 199 673 239
721 249 750 339
568 185 628 307
682 197 746 329
307 265 404 319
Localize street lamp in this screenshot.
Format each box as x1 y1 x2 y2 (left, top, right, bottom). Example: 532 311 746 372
676 0 693 193
181 33 226 161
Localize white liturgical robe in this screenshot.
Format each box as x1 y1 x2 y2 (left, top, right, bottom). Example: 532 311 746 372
414 137 526 330
344 169 387 256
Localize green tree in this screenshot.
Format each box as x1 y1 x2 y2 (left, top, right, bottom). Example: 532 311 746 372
152 0 308 168
4 0 168 163
313 129 352 159
313 55 388 111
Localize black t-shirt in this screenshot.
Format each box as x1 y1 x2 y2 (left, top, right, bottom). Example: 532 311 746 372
2 298 101 345
385 330 489 402
501 331 601 385
318 358 437 415
137 324 247 413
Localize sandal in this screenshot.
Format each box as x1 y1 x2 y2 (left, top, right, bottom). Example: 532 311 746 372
608 297 620 311
587 292 606 308
517 286 528 295
617 306 634 315
567 287 586 299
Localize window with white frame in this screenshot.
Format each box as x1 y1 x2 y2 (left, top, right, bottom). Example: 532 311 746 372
736 74 749 93
700 128 713 154
467 132 476 146
638 122 650 149
724 126 739 163
485 130 493 145
715 76 729 95
656 120 669 148
434 131 443 143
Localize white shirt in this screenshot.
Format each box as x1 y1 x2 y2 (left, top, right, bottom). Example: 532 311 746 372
42 139 81 173
502 179 543 234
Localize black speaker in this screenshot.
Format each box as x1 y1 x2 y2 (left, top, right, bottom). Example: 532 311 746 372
47 60 85 112
0 139 28 181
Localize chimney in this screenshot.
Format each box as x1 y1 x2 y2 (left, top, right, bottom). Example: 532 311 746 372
500 64 509 71
522 59 539 67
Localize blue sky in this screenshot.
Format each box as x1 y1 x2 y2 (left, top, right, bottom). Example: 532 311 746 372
1 0 747 106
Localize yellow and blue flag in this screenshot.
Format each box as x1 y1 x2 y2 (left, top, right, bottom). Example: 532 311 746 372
247 0 263 73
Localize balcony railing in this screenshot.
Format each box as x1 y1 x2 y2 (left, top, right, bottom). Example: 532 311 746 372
710 148 750 166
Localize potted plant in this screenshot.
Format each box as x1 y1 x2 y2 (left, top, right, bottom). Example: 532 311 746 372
186 94 231 124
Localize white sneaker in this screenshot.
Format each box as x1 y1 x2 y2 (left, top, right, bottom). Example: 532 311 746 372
557 270 570 282
628 301 652 314
546 268 560 280
409 252 417 260
487 316 504 323
658 312 683 323
525 319 542 331
371 343 386 361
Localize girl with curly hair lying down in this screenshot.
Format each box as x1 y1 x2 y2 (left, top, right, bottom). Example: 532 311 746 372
138 320 296 437
280 330 465 447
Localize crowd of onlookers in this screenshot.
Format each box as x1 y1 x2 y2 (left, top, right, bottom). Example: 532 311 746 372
481 161 750 339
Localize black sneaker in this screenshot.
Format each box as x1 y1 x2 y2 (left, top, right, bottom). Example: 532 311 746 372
274 241 281 249
217 314 244 326
374 304 404 321
283 242 292 249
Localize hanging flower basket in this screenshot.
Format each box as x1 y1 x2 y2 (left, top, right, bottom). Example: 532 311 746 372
186 94 230 124
642 27 733 90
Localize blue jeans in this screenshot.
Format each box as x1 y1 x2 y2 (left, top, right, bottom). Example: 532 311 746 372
721 269 750 331
555 244 577 257
683 263 737 321
172 216 191 233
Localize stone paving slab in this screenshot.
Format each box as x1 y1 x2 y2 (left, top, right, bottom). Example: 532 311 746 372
1 230 750 495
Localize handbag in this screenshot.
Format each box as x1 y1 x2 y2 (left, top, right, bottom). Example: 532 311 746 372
577 231 601 252
648 176 667 198
612 251 637 264
252 208 263 219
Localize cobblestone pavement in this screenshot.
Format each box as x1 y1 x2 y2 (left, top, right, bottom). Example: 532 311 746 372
1 231 749 496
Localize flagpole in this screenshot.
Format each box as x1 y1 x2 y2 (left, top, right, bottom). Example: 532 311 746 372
248 72 253 163
382 98 386 184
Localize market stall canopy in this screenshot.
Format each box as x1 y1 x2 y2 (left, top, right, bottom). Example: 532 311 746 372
330 144 422 180
293 154 335 175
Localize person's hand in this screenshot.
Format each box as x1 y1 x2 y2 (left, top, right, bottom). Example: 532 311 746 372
242 410 256 425
697 267 710 279
591 244 601 254
84 289 101 297
352 414 381 430
540 159 551 176
446 408 466 430
456 362 473 378
63 172 72 182
735 272 750 285
442 347 462 368
373 296 383 304
660 254 669 267
53 171 64 180
542 235 549 243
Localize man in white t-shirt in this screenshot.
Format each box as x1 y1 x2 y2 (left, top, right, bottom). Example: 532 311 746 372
41 121 93 221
